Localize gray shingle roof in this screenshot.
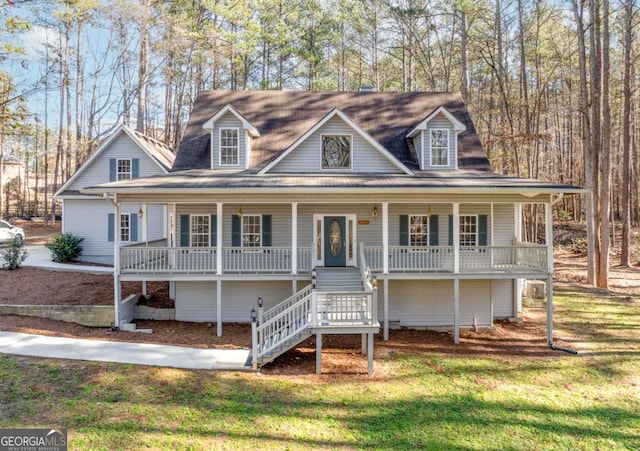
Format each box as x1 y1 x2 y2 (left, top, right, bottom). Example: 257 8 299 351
129 127 175 171
173 90 490 172
84 169 584 194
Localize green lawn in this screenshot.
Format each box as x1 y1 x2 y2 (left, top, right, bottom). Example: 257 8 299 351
1 282 639 450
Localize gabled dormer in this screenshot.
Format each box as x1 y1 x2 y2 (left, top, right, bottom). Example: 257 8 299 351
259 108 412 175
202 104 260 170
407 106 466 170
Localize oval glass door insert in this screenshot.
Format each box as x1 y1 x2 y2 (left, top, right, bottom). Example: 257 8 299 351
329 220 342 257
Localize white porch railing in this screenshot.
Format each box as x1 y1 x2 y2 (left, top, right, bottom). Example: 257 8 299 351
120 242 547 275
459 244 548 272
120 246 217 273
222 247 292 273
120 245 314 274
362 244 547 274
315 292 376 326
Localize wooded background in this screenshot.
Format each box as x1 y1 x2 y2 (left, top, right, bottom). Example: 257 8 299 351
0 0 638 287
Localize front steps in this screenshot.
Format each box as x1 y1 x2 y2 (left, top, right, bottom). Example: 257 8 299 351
315 267 364 292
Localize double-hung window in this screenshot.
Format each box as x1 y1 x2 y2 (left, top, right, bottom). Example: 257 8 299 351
120 214 131 242
430 129 449 166
220 128 239 166
242 215 261 247
190 215 210 247
409 215 430 246
459 215 478 247
117 158 132 181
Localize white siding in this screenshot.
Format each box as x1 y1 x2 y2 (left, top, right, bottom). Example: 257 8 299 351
174 281 294 323
211 113 247 169
175 204 291 247
63 199 146 264
492 204 515 245
388 203 452 246
221 281 294 322
460 280 492 325
146 204 166 241
66 131 167 191
388 280 454 326
424 113 457 170
387 279 494 327
270 116 401 173
297 204 383 249
492 279 514 318
175 281 217 322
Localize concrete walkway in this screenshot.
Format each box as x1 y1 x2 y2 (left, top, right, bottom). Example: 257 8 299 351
0 331 253 371
22 245 113 273
9 247 253 370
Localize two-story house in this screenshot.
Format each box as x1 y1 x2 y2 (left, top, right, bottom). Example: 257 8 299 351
55 125 175 264
83 91 582 370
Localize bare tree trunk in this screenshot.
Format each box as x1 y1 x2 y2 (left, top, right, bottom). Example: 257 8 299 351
75 19 84 170
597 0 611 288
136 0 149 133
572 0 597 285
620 0 634 266
460 10 470 104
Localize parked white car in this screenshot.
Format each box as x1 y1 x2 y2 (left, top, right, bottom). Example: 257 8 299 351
0 220 25 246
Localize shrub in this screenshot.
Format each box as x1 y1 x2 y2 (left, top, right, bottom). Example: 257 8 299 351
45 233 84 263
1 237 29 270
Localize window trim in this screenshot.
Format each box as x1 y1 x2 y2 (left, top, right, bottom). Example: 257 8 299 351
189 214 211 247
116 158 132 181
408 214 430 247
241 214 262 248
120 213 131 243
321 134 353 171
430 129 450 167
459 214 478 247
219 127 240 167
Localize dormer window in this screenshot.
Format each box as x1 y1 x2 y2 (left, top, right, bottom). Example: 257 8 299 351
219 128 239 166
117 158 132 180
430 129 449 166
322 135 351 170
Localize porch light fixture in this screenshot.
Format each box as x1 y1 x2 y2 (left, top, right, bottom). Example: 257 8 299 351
371 206 378 218
257 296 263 308
251 307 257 322
138 207 144 218
237 206 243 218
426 205 432 218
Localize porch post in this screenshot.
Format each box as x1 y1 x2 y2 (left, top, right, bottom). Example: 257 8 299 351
113 198 121 328
141 203 148 242
546 274 554 346
383 277 389 341
216 279 222 337
382 202 389 274
545 202 554 347
216 202 223 275
367 333 374 376
453 203 460 273
545 202 554 272
291 202 298 275
453 278 460 344
514 203 523 315
316 333 322 375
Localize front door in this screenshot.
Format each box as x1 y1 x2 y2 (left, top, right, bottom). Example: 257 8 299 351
324 216 346 267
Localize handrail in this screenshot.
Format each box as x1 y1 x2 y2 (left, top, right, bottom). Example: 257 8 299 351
252 286 313 368
261 284 313 323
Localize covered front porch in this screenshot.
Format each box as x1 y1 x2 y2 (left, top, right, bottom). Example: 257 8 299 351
114 197 553 279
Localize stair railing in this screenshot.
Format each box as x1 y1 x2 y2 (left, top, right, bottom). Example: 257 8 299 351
251 284 314 369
